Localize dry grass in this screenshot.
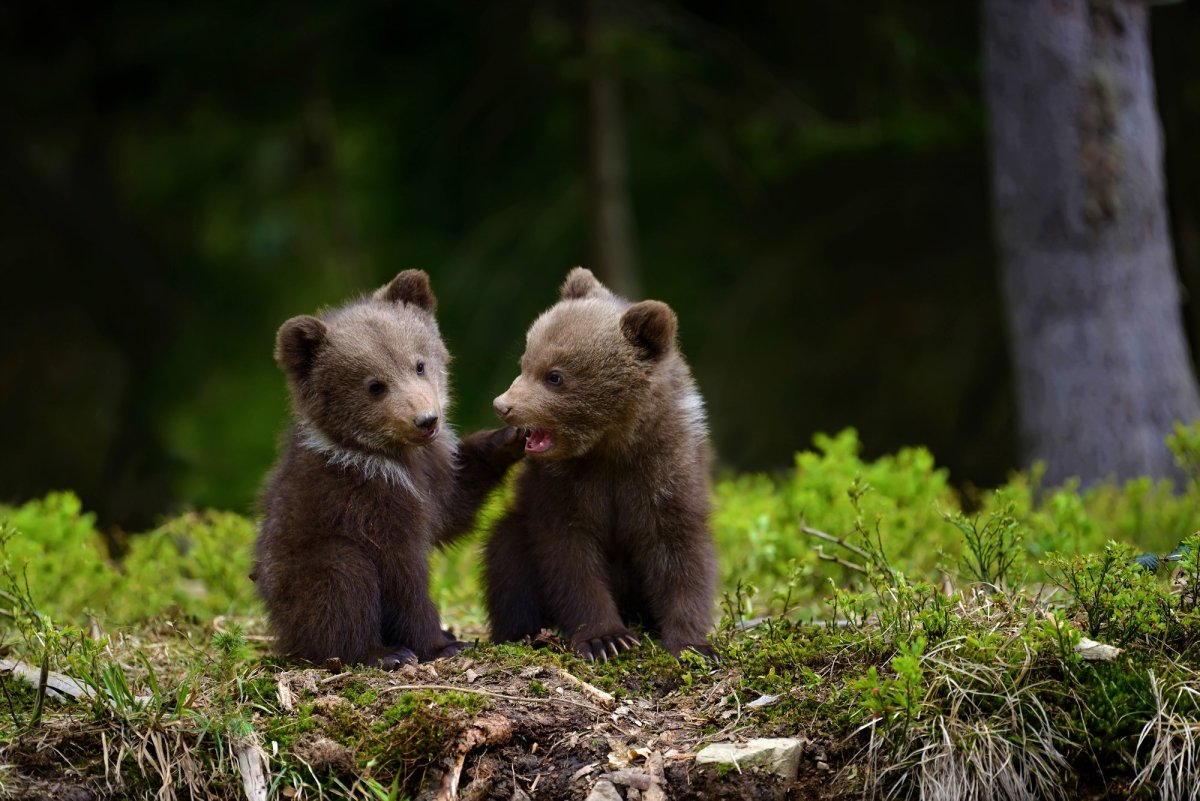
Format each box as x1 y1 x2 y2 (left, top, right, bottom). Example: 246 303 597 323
1133 671 1200 801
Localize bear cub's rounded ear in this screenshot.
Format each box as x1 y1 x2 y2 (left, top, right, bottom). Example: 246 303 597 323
560 267 608 301
377 269 437 313
621 300 678 360
276 315 328 380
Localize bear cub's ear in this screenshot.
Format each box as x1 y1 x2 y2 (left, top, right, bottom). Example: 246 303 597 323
560 267 608 301
621 300 677 360
377 269 437 313
276 315 329 380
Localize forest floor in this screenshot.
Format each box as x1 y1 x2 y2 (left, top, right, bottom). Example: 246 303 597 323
2 615 861 801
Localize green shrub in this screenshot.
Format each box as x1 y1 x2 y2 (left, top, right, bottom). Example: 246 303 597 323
0 492 117 620
121 510 260 620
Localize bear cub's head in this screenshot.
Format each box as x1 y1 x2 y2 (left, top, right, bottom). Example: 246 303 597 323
276 270 451 459
493 267 678 460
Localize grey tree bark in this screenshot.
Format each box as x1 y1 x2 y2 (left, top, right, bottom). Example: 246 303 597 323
584 0 642 299
984 0 1200 486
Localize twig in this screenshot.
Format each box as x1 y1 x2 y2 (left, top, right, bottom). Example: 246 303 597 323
814 548 868 575
0 667 22 728
801 525 871 561
435 715 513 801
551 667 616 708
377 683 609 715
1 658 96 701
438 752 468 801
235 737 269 801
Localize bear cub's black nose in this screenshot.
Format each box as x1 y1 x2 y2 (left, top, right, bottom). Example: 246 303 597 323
414 410 439 431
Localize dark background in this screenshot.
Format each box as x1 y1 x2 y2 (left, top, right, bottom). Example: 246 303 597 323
2 1 1198 529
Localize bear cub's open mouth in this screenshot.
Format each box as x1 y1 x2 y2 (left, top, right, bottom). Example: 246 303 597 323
525 428 554 453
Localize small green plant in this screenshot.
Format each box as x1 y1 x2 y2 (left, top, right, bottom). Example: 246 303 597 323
854 636 925 729
1046 542 1171 645
1167 419 1200 481
944 502 1024 589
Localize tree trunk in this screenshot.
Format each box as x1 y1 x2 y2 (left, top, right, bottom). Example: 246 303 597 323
984 0 1200 486
584 0 641 299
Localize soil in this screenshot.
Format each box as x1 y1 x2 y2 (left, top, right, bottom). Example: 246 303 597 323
0 633 860 801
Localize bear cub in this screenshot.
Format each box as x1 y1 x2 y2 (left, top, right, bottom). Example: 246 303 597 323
487 267 717 661
255 270 524 667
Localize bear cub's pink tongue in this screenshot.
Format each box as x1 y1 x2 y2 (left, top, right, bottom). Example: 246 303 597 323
525 429 554 453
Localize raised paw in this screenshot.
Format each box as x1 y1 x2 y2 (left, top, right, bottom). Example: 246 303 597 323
499 429 532 460
571 630 640 663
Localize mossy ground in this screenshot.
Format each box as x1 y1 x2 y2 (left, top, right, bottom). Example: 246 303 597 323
4 428 1200 799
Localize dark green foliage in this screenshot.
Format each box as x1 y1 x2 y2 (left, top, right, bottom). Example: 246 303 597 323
3 430 1200 798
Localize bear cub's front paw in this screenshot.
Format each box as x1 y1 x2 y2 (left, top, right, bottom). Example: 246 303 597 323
494 426 531 462
433 639 473 660
664 636 719 662
571 628 640 662
370 647 418 671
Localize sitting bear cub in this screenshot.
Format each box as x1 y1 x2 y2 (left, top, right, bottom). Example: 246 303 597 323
255 270 524 667
487 267 717 660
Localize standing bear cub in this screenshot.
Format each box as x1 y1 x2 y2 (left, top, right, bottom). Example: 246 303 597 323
487 267 717 660
255 270 524 667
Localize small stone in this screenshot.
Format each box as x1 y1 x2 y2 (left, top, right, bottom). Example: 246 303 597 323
694 738 804 779
586 779 623 801
465 668 479 684
1076 637 1122 661
519 665 543 679
817 761 830 772
603 769 652 790
571 763 599 783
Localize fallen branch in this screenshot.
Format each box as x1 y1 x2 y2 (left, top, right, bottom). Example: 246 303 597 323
1 657 95 701
551 667 615 708
235 736 269 801
435 714 513 801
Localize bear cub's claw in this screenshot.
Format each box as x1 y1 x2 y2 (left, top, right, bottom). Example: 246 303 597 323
374 647 418 671
572 630 640 662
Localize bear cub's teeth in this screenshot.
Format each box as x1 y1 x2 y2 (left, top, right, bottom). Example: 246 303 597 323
525 428 555 454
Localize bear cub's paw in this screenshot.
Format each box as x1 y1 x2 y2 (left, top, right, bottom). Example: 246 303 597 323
433 640 473 660
664 637 719 662
571 628 641 663
370 647 418 671
495 426 532 462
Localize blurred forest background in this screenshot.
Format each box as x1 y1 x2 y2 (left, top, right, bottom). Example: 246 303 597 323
1 1 1199 530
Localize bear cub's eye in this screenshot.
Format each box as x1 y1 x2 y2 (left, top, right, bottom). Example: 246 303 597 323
367 379 388 397
546 370 564 387
416 360 425 376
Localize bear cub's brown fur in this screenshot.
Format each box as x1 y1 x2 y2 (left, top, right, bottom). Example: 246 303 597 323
487 267 717 660
255 270 524 667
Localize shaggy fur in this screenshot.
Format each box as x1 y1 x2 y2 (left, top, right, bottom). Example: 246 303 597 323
486 267 717 660
255 270 524 667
